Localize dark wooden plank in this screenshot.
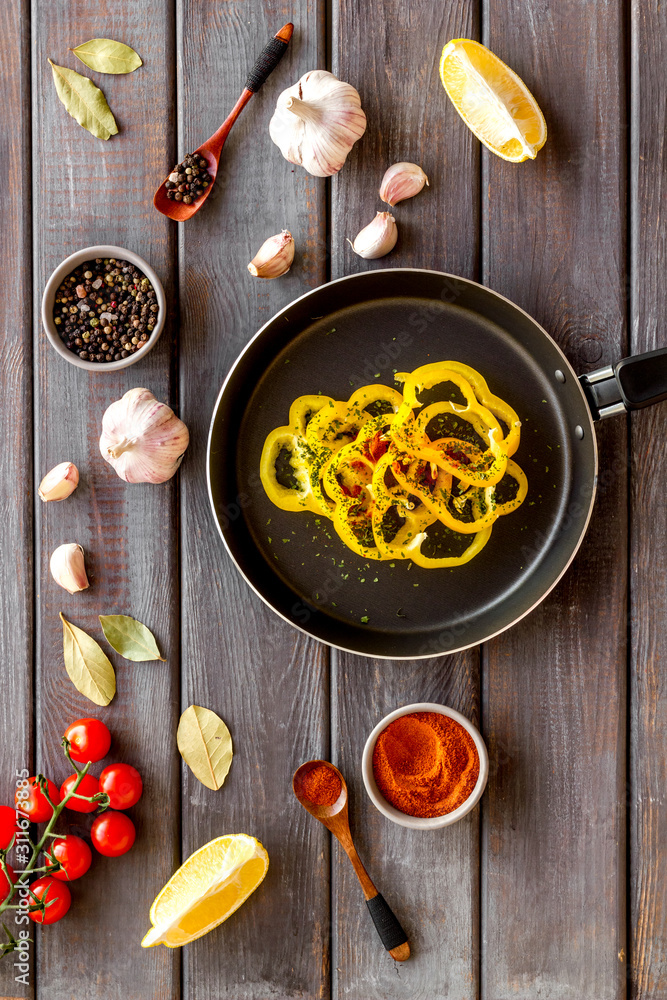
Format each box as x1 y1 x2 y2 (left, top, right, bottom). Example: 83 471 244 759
330 2 481 997
31 3 180 997
0 0 33 995
629 1 667 996
481 2 628 996
177 5 329 999
332 653 481 998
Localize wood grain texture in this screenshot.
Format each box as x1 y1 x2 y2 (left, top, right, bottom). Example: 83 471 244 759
330 2 481 997
629 2 667 997
332 653 481 1000
481 2 628 997
31 1 180 997
176 4 329 998
3 0 665 996
0 0 33 994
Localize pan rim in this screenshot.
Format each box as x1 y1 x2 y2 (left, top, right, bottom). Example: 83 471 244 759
206 268 599 660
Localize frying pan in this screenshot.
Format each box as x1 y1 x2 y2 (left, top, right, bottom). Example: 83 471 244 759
207 269 667 659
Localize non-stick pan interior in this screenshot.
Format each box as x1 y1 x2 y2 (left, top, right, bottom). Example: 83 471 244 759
208 270 596 657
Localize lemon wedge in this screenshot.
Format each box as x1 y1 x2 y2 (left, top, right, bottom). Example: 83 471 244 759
141 834 269 948
439 39 546 162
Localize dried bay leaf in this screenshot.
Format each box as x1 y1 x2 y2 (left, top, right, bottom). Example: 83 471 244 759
72 38 142 75
177 706 233 791
60 613 116 706
48 59 118 140
99 614 165 662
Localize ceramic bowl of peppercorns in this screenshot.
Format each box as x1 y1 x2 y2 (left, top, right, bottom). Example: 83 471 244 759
362 702 489 829
41 245 166 371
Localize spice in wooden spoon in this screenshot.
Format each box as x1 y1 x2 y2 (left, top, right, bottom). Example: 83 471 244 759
293 759 410 962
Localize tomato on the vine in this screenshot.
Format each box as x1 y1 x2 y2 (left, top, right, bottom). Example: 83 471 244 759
0 863 16 903
99 763 143 810
63 718 111 764
28 876 71 924
91 811 136 857
0 805 19 849
60 774 99 813
15 777 60 823
49 835 92 881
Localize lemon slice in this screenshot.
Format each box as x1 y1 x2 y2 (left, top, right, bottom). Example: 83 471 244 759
141 834 269 948
439 39 546 162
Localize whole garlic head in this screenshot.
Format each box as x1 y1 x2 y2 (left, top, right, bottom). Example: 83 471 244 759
379 162 429 206
269 70 367 177
50 543 89 594
99 388 189 484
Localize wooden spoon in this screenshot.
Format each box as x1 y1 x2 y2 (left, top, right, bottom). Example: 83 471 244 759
154 23 294 222
293 760 410 962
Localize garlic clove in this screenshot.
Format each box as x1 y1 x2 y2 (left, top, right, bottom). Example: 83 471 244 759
348 212 398 259
99 388 190 484
38 462 79 502
50 543 89 594
379 162 429 206
248 231 295 279
269 69 367 178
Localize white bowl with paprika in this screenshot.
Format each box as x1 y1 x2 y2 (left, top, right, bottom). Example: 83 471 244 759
362 702 489 829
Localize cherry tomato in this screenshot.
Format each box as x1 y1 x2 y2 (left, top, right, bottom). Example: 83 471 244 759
15 777 61 823
0 863 16 903
49 835 92 881
91 811 136 857
60 773 99 813
98 763 143 811
0 805 19 850
28 876 71 924
63 718 111 764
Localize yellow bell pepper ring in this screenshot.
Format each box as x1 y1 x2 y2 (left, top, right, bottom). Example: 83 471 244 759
259 428 317 513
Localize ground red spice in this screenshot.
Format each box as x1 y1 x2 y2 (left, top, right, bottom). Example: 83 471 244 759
301 764 342 807
372 712 480 818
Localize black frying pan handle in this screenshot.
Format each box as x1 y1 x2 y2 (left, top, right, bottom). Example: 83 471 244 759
245 23 293 93
580 347 667 420
366 893 410 958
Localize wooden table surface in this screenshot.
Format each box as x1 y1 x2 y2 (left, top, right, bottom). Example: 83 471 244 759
1 0 665 997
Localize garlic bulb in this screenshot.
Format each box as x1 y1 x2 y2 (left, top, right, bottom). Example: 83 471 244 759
379 162 429 206
50 543 89 594
349 212 398 259
99 388 189 484
38 462 79 502
248 231 295 278
269 70 367 177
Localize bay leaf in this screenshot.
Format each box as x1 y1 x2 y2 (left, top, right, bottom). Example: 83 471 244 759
60 613 116 706
99 614 165 662
71 38 142 75
48 59 118 140
177 706 233 791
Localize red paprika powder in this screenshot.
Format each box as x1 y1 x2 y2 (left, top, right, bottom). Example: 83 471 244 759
301 763 342 807
372 712 479 818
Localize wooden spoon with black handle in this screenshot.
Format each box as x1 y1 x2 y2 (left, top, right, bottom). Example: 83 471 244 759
154 22 293 221
293 760 411 962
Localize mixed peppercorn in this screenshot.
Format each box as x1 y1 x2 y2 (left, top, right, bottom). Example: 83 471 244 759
53 258 159 363
165 153 212 204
